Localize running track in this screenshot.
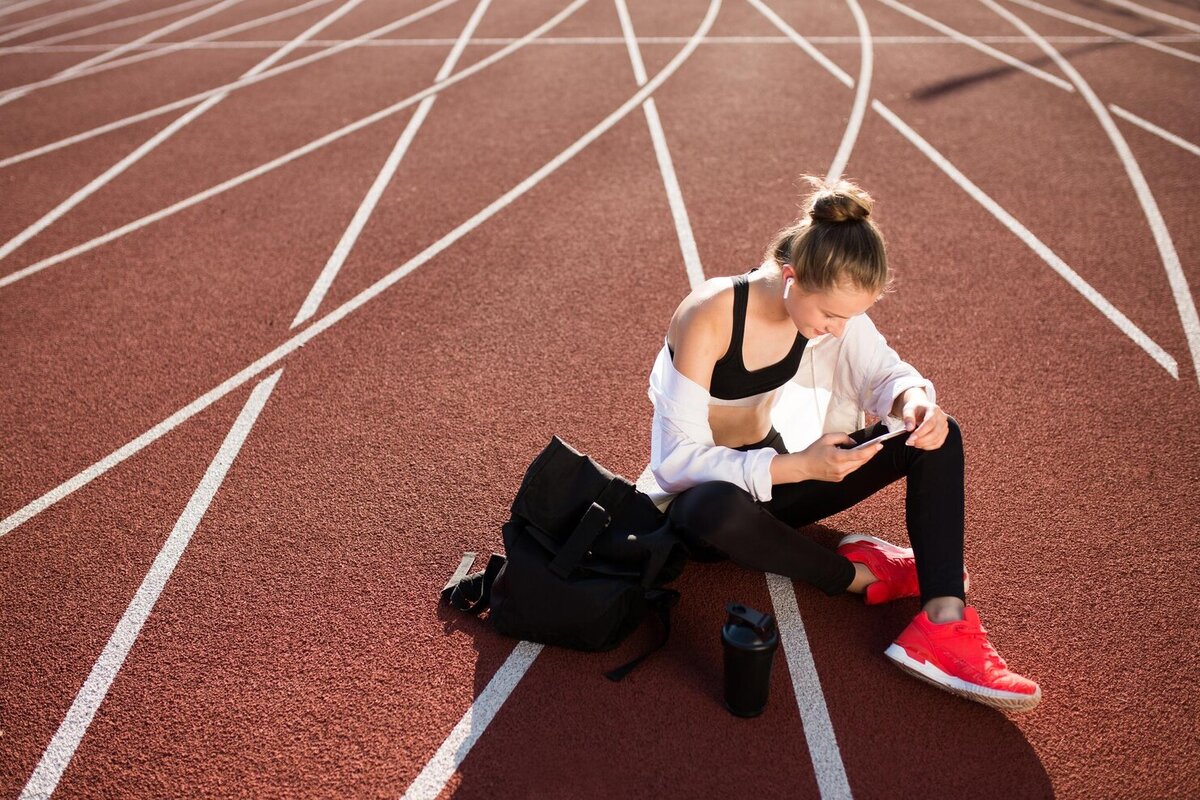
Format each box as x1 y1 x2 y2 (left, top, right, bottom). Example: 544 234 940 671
1 0 1198 797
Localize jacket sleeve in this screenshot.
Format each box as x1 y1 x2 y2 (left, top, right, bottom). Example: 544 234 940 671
647 343 778 502
837 315 936 427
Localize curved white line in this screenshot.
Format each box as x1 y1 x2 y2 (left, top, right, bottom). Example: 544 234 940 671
0 0 336 94
827 0 872 182
290 0 493 327
863 2 1198 164
0 0 457 147
0 0 249 107
0 0 542 289
1004 0 1200 65
1110 104 1200 159
874 0 1074 92
403 6 719 797
0 0 367 264
7 0 210 49
0 0 56 23
748 0 853 87
1098 0 1200 35
0 0 137 45
614 0 703 288
18 369 284 800
870 98 1177 379
747 0 1177 379
981 0 1199 384
0 0 722 540
0 0 590 536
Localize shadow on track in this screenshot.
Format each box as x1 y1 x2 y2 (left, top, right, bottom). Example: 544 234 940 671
788 523 1055 799
910 26 1165 101
439 524 1053 798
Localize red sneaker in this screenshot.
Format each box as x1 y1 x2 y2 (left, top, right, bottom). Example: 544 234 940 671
836 533 969 605
885 607 1042 712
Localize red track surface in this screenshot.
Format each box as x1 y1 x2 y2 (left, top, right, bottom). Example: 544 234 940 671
2 0 1199 797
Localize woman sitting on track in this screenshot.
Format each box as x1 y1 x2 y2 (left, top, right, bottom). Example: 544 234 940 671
646 175 1040 712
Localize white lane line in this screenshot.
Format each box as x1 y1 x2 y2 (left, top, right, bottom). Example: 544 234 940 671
614 0 703 289
0 0 248 107
0 0 136 45
1098 0 1200 34
1110 104 1200 158
0 0 337 97
0 0 593 537
749 0 1177 380
981 0 1199 384
826 0 870 183
8 0 210 49
0 0 366 263
399 5 718 796
874 99 1177 377
745 0 868 177
623 4 851 796
864 2 1198 162
767 574 853 800
763 1 868 793
4 32 1200 55
0 0 55 23
0 0 581 289
18 0 480 778
401 641 544 800
749 0 854 87
0 0 463 169
292 0 491 328
873 0 1074 92
17 369 282 800
1004 0 1200 65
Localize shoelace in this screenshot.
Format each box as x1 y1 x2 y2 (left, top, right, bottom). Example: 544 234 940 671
951 622 1010 672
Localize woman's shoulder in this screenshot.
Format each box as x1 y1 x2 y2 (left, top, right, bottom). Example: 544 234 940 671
665 274 736 355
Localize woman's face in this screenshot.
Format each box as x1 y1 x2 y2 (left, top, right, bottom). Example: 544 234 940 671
783 270 879 339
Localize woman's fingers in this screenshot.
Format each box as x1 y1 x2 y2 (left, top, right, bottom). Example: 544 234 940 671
822 432 856 448
907 408 947 449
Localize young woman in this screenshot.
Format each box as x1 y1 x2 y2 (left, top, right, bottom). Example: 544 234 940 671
645 176 1040 712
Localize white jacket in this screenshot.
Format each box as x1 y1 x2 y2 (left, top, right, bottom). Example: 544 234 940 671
642 312 935 509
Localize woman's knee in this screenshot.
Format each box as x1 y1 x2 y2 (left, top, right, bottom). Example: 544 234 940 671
669 481 759 547
944 415 962 452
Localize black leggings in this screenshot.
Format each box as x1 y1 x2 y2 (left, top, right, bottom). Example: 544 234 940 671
667 419 966 604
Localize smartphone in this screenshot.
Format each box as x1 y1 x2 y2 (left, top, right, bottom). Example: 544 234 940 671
848 428 907 450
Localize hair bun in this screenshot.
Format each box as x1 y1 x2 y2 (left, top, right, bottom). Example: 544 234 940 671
803 176 873 224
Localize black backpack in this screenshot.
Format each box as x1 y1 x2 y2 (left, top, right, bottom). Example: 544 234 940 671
441 436 686 680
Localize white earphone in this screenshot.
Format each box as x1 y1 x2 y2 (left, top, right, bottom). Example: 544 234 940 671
783 277 793 300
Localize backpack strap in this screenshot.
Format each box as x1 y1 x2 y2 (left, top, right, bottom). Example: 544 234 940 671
441 552 506 614
603 588 680 682
548 478 632 579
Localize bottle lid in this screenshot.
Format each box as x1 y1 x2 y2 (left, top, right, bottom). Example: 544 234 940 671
722 603 778 649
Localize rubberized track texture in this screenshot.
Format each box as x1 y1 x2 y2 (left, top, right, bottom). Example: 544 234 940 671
2 0 1199 798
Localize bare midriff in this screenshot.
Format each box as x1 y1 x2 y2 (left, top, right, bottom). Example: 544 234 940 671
709 401 774 450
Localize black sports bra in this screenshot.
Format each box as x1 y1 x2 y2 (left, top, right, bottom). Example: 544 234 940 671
669 268 807 400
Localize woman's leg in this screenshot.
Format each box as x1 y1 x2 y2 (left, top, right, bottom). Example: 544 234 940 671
668 426 855 594
767 419 966 604
668 478 857 594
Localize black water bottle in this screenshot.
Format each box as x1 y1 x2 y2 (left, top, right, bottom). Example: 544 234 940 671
721 603 779 717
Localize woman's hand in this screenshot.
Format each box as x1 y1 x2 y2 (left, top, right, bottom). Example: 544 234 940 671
784 434 882 483
897 389 949 450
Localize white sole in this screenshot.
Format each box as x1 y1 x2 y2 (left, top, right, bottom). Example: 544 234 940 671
838 533 971 593
884 644 1041 712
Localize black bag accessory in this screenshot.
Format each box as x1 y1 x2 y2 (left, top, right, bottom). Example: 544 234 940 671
440 436 686 680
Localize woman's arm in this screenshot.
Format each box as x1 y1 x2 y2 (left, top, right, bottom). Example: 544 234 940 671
839 315 938 429
648 297 781 501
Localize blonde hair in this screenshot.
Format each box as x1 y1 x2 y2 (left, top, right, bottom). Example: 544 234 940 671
764 175 890 294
